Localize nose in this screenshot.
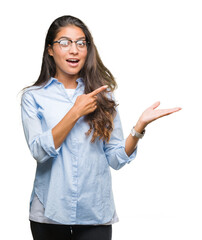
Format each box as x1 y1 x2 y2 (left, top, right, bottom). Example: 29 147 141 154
69 42 78 54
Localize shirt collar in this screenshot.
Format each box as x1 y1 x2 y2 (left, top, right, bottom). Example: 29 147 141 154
44 77 84 89
44 77 58 89
76 78 83 84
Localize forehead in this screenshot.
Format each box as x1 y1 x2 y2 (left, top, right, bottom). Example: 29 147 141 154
55 25 85 40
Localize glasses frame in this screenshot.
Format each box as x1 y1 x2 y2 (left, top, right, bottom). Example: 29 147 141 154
52 39 90 51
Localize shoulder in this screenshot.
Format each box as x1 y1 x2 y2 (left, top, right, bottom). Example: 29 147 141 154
21 86 40 100
21 77 56 98
21 85 44 109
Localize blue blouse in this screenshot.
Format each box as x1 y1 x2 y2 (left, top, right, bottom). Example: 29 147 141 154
21 77 137 225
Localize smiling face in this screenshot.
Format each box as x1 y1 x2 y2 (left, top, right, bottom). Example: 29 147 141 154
48 25 88 85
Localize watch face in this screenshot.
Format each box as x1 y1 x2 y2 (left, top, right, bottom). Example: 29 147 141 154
131 127 145 139
131 128 135 137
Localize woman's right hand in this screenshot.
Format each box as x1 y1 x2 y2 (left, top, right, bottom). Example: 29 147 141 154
52 85 108 149
73 85 108 117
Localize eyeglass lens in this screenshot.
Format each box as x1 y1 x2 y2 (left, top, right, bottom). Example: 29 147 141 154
59 40 87 50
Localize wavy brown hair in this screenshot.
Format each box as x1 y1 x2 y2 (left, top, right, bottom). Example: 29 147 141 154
27 15 117 143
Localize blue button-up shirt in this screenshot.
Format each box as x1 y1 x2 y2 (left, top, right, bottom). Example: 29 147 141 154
21 77 137 225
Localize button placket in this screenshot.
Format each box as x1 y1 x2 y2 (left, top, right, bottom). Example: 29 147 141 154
70 138 79 223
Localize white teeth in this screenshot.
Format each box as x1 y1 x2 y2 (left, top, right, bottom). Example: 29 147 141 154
68 59 79 62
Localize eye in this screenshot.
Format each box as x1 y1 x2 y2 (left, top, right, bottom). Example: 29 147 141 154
59 40 69 47
76 40 86 47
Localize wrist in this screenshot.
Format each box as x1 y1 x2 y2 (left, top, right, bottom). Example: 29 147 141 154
69 106 81 122
131 127 145 139
135 119 147 133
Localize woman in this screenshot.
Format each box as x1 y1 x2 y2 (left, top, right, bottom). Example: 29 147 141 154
21 15 181 240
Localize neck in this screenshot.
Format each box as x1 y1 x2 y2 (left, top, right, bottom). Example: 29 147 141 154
54 73 79 89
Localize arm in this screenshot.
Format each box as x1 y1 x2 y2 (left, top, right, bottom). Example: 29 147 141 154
125 101 182 156
21 86 107 163
52 85 108 149
104 110 138 170
21 91 59 163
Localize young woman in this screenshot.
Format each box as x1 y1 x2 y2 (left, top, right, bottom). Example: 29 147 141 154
21 15 181 240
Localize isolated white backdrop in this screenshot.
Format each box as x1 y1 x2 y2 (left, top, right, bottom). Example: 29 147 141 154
0 0 202 239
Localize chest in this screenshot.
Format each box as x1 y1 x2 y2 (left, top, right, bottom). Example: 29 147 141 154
34 86 85 130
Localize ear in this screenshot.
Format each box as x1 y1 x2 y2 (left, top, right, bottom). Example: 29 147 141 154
48 45 54 56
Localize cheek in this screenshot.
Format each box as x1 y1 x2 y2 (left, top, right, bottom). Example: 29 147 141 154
53 53 66 68
81 51 88 63
52 48 65 61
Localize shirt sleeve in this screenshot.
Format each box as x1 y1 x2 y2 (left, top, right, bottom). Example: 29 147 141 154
103 109 137 170
21 91 60 163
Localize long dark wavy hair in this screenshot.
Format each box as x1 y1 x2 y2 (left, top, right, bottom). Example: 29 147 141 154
28 15 117 143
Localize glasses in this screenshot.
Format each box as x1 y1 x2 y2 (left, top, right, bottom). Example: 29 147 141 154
52 39 89 51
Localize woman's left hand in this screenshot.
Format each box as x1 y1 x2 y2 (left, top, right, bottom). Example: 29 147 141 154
125 102 181 156
136 101 182 131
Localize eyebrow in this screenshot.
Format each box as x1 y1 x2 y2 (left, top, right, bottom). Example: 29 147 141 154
58 36 86 41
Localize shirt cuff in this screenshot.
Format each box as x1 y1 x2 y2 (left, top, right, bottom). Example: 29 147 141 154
39 129 61 157
118 139 138 164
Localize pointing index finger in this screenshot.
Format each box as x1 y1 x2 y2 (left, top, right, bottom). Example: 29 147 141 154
88 85 108 97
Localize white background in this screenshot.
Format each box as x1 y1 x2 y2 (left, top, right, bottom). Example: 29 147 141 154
0 0 202 239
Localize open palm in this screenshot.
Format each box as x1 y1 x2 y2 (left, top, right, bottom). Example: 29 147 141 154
140 101 181 127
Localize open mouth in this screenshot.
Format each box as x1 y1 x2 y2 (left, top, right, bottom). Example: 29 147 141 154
66 59 80 63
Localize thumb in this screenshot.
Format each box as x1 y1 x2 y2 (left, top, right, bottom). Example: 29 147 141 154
149 101 160 110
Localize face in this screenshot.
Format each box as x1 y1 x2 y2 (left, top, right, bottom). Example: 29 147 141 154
48 25 88 82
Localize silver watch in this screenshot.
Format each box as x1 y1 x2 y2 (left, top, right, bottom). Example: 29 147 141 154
131 127 145 139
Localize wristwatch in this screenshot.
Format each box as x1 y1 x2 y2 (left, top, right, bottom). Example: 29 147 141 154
131 127 145 139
